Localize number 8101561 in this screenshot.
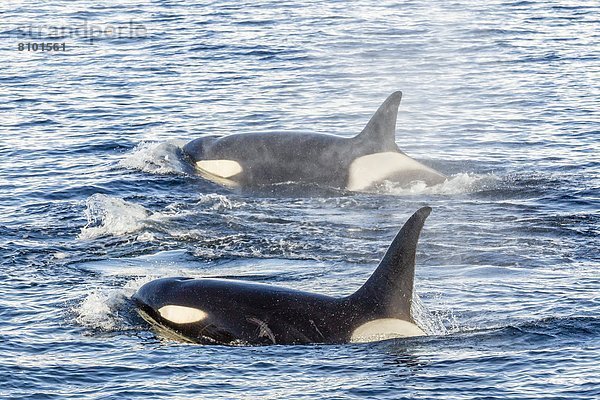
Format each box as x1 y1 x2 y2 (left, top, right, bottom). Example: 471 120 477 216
18 43 66 51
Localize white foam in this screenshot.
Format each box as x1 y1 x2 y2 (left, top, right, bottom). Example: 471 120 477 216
78 194 152 239
380 172 499 196
196 193 244 211
78 194 198 240
78 192 246 240
74 278 151 331
118 140 189 175
52 252 68 260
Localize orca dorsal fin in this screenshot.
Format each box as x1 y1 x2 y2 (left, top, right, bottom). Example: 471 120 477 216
349 206 431 322
355 91 403 150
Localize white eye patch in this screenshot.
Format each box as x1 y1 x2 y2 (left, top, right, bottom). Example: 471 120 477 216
158 305 208 324
196 160 243 178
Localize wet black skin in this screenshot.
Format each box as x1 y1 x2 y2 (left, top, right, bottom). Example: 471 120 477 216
133 277 371 345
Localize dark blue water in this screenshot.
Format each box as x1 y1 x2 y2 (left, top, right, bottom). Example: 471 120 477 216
1 0 599 398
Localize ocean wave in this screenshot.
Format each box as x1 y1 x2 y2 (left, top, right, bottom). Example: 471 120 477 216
78 193 245 240
78 194 157 240
197 193 246 211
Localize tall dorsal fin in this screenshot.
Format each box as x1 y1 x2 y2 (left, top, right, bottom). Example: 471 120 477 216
355 91 403 150
349 206 431 322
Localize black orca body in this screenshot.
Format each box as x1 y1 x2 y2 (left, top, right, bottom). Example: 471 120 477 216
133 207 432 345
182 92 446 191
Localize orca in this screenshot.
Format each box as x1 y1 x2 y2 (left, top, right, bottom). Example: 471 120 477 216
182 92 446 191
133 207 432 345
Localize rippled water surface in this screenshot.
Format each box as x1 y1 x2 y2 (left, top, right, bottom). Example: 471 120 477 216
1 0 599 399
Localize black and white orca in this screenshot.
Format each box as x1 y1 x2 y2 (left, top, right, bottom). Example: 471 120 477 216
133 207 432 345
182 92 446 191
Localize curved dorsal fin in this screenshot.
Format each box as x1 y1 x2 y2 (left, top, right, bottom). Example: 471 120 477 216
349 206 431 322
355 91 402 150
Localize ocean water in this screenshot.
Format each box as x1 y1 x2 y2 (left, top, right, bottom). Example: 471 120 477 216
1 0 599 398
